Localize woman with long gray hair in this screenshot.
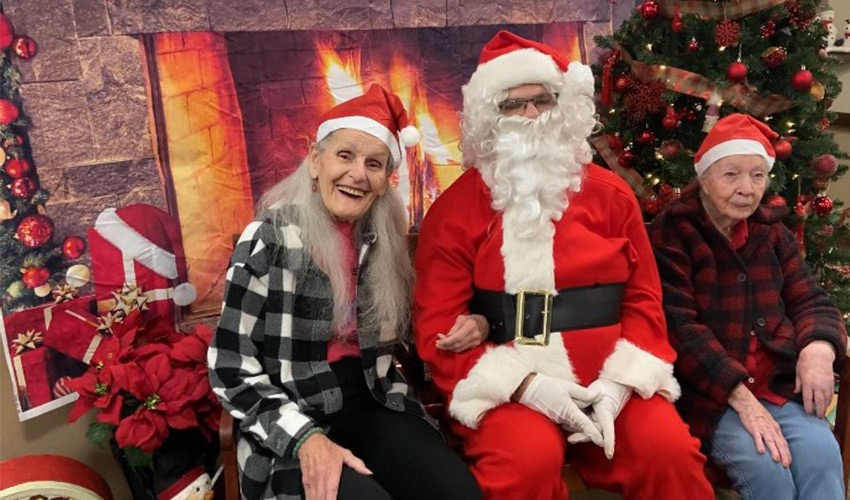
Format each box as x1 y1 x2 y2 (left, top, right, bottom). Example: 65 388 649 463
208 85 482 500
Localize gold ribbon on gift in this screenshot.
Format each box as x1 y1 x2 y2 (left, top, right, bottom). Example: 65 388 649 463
61 309 105 364
12 355 29 393
657 0 786 20
590 135 650 197
617 46 796 117
12 330 44 355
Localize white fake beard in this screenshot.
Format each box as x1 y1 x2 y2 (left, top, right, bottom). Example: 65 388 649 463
477 111 586 240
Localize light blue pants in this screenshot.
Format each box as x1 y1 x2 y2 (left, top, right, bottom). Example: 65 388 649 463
709 400 844 500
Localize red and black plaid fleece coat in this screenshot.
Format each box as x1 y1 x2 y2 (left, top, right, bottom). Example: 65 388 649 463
649 182 847 452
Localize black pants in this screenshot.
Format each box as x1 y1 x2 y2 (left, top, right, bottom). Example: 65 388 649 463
310 358 481 500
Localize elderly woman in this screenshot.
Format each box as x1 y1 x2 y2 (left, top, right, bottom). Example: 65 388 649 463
208 85 482 500
649 113 847 500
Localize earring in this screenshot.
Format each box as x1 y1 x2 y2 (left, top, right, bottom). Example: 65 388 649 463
311 179 318 192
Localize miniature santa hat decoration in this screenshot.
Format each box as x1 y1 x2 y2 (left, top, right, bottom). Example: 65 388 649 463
462 30 594 104
92 204 197 307
316 84 420 168
693 113 779 177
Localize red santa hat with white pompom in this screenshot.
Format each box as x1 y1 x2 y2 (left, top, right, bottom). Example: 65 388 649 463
693 113 778 177
315 84 420 169
87 204 196 323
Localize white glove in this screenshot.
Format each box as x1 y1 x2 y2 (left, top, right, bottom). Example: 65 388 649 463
567 377 631 459
518 373 603 446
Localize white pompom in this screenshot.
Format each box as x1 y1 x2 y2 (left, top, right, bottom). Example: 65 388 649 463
172 283 197 306
399 125 421 147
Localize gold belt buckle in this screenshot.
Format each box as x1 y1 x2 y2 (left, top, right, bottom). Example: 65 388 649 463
514 289 553 346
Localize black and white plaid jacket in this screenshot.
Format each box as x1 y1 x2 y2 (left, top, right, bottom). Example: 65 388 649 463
208 206 436 500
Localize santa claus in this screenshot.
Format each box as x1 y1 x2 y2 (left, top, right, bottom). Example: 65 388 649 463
413 31 714 499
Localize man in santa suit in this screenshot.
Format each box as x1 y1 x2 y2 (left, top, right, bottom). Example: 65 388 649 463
413 31 714 499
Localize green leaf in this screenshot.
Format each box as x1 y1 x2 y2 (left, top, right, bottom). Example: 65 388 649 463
123 446 153 468
86 422 115 448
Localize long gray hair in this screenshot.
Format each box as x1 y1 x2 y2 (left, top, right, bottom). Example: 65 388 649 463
257 136 413 343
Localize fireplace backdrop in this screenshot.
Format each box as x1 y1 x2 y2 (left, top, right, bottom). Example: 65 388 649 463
142 24 583 315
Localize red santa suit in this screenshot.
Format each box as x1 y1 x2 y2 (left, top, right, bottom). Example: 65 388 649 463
414 164 713 499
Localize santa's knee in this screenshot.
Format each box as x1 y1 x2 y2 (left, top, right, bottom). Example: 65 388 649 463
633 431 704 475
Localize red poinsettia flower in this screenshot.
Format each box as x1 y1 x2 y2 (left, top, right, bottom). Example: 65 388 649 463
68 314 221 456
67 366 123 424
114 406 169 453
170 324 212 366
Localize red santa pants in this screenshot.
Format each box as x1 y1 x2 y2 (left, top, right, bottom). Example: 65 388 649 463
453 396 714 500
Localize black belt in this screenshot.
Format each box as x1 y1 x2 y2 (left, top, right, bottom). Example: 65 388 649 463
469 283 625 345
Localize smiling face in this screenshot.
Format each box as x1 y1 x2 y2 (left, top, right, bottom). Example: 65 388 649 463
308 128 391 222
699 154 769 232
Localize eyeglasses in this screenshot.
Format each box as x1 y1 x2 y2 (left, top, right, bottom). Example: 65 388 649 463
498 92 559 114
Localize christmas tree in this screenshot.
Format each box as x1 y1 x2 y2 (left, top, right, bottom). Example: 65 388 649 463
591 0 850 323
0 11 75 312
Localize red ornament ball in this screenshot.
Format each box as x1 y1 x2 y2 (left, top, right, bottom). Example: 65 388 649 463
773 139 792 161
614 76 631 93
761 47 786 69
811 154 837 177
21 266 50 288
62 236 86 259
608 134 624 150
662 107 679 130
726 61 748 83
812 195 834 216
657 183 677 202
640 0 659 20
641 197 663 216
672 17 684 33
0 99 19 125
791 68 813 92
618 149 636 169
637 129 656 145
686 38 700 52
0 14 14 51
4 158 32 179
16 214 54 248
10 177 37 198
766 194 787 208
12 35 37 59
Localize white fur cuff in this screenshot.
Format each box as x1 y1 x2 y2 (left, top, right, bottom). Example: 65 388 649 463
449 345 532 428
599 339 681 401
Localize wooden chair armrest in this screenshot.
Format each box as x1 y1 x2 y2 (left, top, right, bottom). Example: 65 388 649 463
219 411 240 500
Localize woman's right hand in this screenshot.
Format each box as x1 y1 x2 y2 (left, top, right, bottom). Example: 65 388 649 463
297 433 372 500
728 384 792 468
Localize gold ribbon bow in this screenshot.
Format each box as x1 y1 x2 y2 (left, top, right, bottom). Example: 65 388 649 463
12 330 44 355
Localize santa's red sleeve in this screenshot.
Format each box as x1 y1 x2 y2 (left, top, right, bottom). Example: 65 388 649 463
413 172 498 404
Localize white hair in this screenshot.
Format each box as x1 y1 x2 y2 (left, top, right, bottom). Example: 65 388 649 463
257 137 412 343
460 77 598 238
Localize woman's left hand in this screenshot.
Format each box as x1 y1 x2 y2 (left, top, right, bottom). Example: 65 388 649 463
435 314 489 352
796 340 836 418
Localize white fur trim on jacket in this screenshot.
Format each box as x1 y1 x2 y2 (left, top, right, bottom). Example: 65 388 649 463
501 204 557 294
449 333 576 428
463 48 564 103
599 339 681 401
